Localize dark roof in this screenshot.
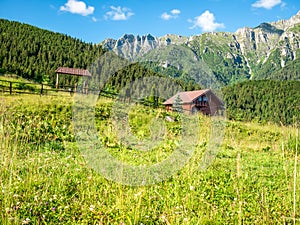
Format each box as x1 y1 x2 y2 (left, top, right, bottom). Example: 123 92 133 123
163 89 211 105
55 67 91 77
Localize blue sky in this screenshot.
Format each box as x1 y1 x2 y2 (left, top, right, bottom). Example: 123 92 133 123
0 0 299 43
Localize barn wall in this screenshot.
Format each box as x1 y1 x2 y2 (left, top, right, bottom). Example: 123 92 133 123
182 103 192 113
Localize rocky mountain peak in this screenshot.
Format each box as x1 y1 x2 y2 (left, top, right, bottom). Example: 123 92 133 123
255 23 284 35
101 33 189 61
271 10 300 31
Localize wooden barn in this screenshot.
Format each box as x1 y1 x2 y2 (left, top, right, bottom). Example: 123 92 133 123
162 89 223 115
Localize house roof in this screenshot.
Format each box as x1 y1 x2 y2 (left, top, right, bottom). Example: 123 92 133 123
163 89 211 105
55 67 92 77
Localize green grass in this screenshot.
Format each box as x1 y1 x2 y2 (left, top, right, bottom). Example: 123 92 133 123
0 95 299 224
0 74 77 97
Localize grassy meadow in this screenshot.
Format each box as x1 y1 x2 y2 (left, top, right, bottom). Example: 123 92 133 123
0 94 299 224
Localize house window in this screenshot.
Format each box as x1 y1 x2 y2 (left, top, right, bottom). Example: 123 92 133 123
203 96 208 102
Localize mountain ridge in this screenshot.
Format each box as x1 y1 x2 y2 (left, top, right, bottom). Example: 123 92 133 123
102 10 300 83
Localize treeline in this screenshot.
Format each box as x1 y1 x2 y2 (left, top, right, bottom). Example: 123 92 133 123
105 63 200 92
223 80 300 125
0 19 105 84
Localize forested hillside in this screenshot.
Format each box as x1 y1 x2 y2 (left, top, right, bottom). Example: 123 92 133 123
0 19 105 84
0 19 199 91
223 80 300 125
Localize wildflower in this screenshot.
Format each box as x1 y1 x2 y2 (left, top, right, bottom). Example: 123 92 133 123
159 214 167 222
22 218 30 224
89 205 95 211
134 192 142 198
52 207 56 211
190 185 195 191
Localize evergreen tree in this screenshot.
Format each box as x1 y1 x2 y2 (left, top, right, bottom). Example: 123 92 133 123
173 95 183 113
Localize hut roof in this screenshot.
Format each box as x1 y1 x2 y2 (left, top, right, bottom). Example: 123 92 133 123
163 89 211 105
55 67 91 77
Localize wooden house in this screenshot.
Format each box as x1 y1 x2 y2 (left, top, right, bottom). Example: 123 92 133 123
162 89 223 115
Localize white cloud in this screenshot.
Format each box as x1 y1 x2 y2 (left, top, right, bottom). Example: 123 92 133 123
105 6 134 21
60 0 94 16
161 9 181 20
171 9 180 15
189 10 225 32
252 0 282 9
161 13 172 20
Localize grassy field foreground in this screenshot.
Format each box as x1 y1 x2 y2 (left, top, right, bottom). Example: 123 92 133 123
0 95 299 224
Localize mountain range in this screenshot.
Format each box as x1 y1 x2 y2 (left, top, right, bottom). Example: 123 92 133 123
102 10 300 85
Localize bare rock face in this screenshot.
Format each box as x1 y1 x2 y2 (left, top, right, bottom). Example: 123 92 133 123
101 34 190 61
234 24 283 65
102 34 188 61
234 11 300 66
271 10 300 31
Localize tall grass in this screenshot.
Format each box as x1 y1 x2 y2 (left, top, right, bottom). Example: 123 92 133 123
0 95 299 224
293 128 298 225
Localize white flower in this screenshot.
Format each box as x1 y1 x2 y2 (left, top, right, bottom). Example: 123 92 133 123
89 205 95 211
22 218 30 224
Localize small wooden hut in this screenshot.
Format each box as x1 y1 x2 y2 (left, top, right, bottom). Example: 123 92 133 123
55 67 92 92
